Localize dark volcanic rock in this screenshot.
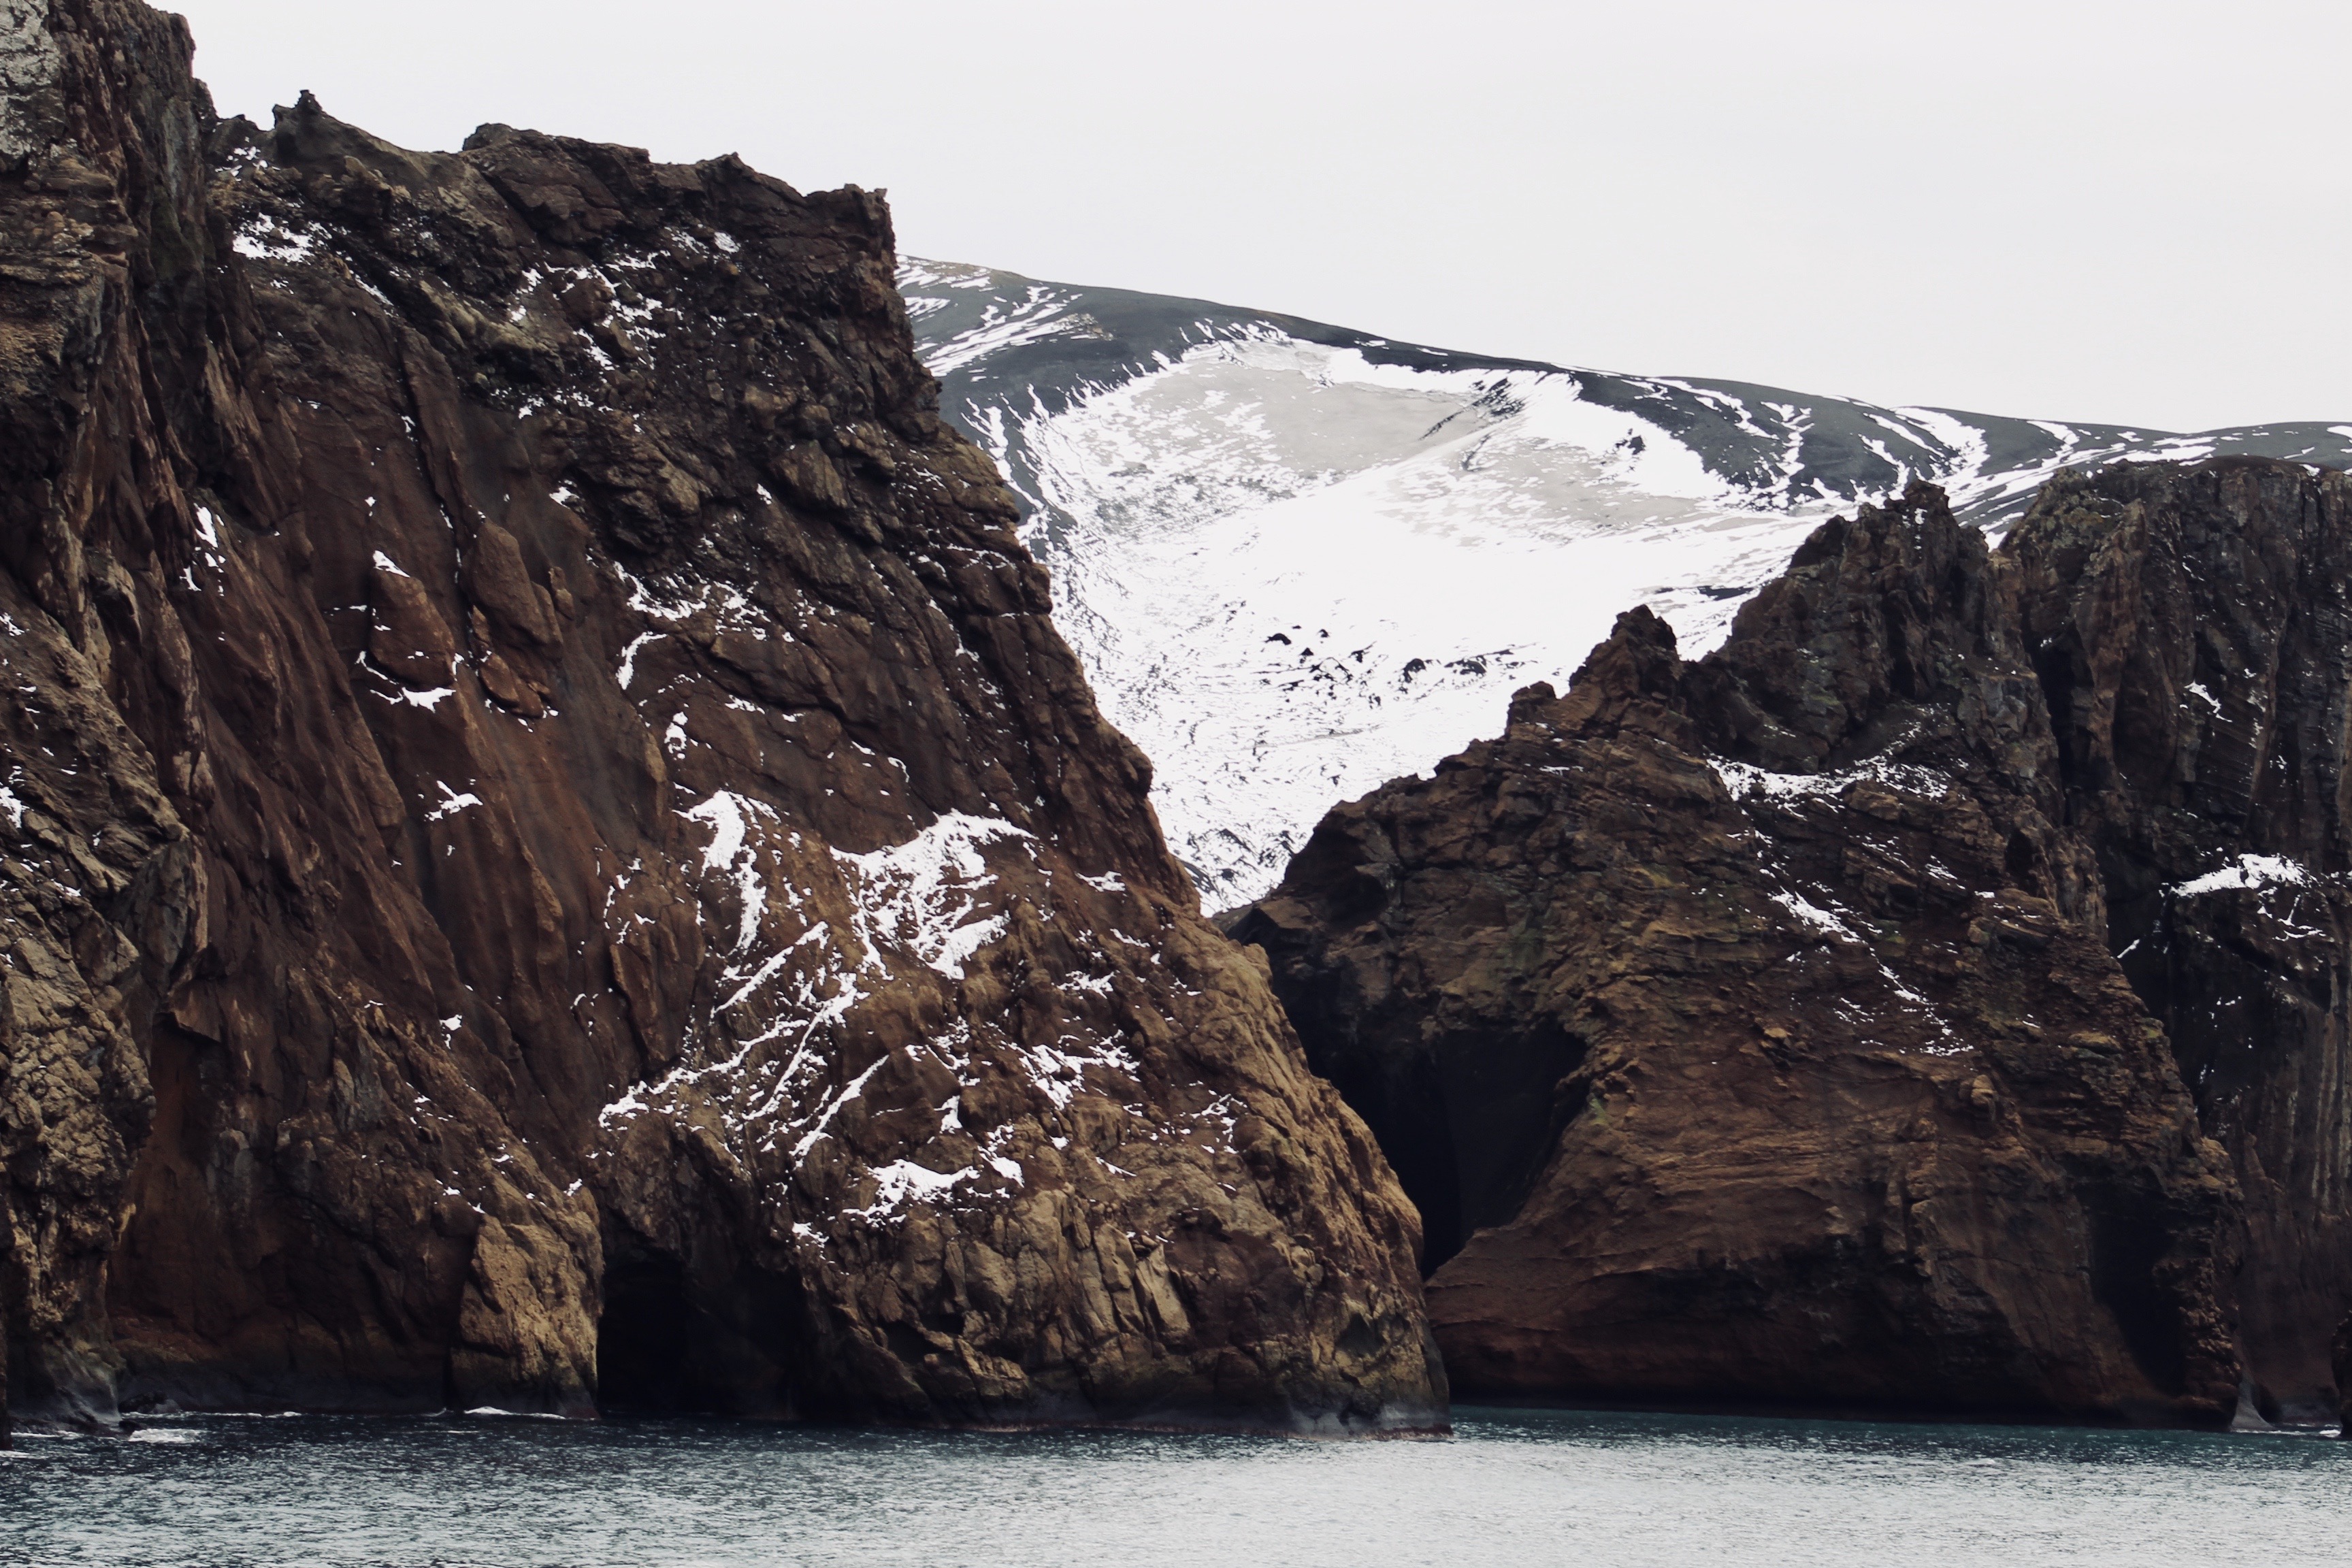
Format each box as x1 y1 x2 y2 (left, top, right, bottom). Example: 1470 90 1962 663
2008 460 2352 1422
0 0 1439 1436
1238 478 2281 1425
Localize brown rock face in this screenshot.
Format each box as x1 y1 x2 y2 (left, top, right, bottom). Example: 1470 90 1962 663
1238 477 2290 1425
0 0 1439 1435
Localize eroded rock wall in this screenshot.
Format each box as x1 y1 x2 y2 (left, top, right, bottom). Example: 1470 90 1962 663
0 0 1439 1435
1239 478 2291 1425
2009 460 2352 1422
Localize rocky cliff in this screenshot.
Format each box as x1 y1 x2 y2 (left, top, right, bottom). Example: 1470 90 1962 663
2007 461 2352 1423
1240 462 2352 1426
0 0 1441 1437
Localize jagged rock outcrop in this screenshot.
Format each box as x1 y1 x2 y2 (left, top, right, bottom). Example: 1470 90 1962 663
0 0 1440 1437
1238 471 2352 1425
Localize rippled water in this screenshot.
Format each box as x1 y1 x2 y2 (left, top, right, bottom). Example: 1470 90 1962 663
3 1405 2345 1567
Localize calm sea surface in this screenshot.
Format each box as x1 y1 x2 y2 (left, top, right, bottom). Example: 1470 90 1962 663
2 1405 2344 1567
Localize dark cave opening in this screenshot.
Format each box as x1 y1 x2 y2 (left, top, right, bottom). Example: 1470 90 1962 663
1313 1018 1590 1277
596 1252 696 1414
595 1250 804 1418
2087 1200 2189 1396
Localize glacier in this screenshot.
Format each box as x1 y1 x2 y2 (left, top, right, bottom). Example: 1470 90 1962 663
902 257 2352 908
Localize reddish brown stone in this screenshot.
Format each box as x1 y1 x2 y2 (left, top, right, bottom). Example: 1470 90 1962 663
1240 480 2270 1426
0 0 1439 1437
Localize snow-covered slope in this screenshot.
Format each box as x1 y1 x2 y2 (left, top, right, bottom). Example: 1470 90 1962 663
902 257 2352 908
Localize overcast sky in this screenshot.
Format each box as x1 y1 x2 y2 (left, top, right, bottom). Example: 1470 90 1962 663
169 0 2351 432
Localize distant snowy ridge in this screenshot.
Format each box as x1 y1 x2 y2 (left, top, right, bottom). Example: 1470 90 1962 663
902 257 2352 906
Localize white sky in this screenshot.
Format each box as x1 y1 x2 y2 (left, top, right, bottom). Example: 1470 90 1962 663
169 0 2352 431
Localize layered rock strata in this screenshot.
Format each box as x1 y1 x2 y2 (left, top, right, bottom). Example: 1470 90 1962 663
2010 461 2352 1422
0 0 1439 1436
1243 465 2352 1425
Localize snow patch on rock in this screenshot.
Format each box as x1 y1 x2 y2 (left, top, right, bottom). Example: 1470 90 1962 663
2171 854 2313 898
833 813 1034 981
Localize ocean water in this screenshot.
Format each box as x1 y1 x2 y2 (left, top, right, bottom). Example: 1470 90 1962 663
2 1405 2344 1567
